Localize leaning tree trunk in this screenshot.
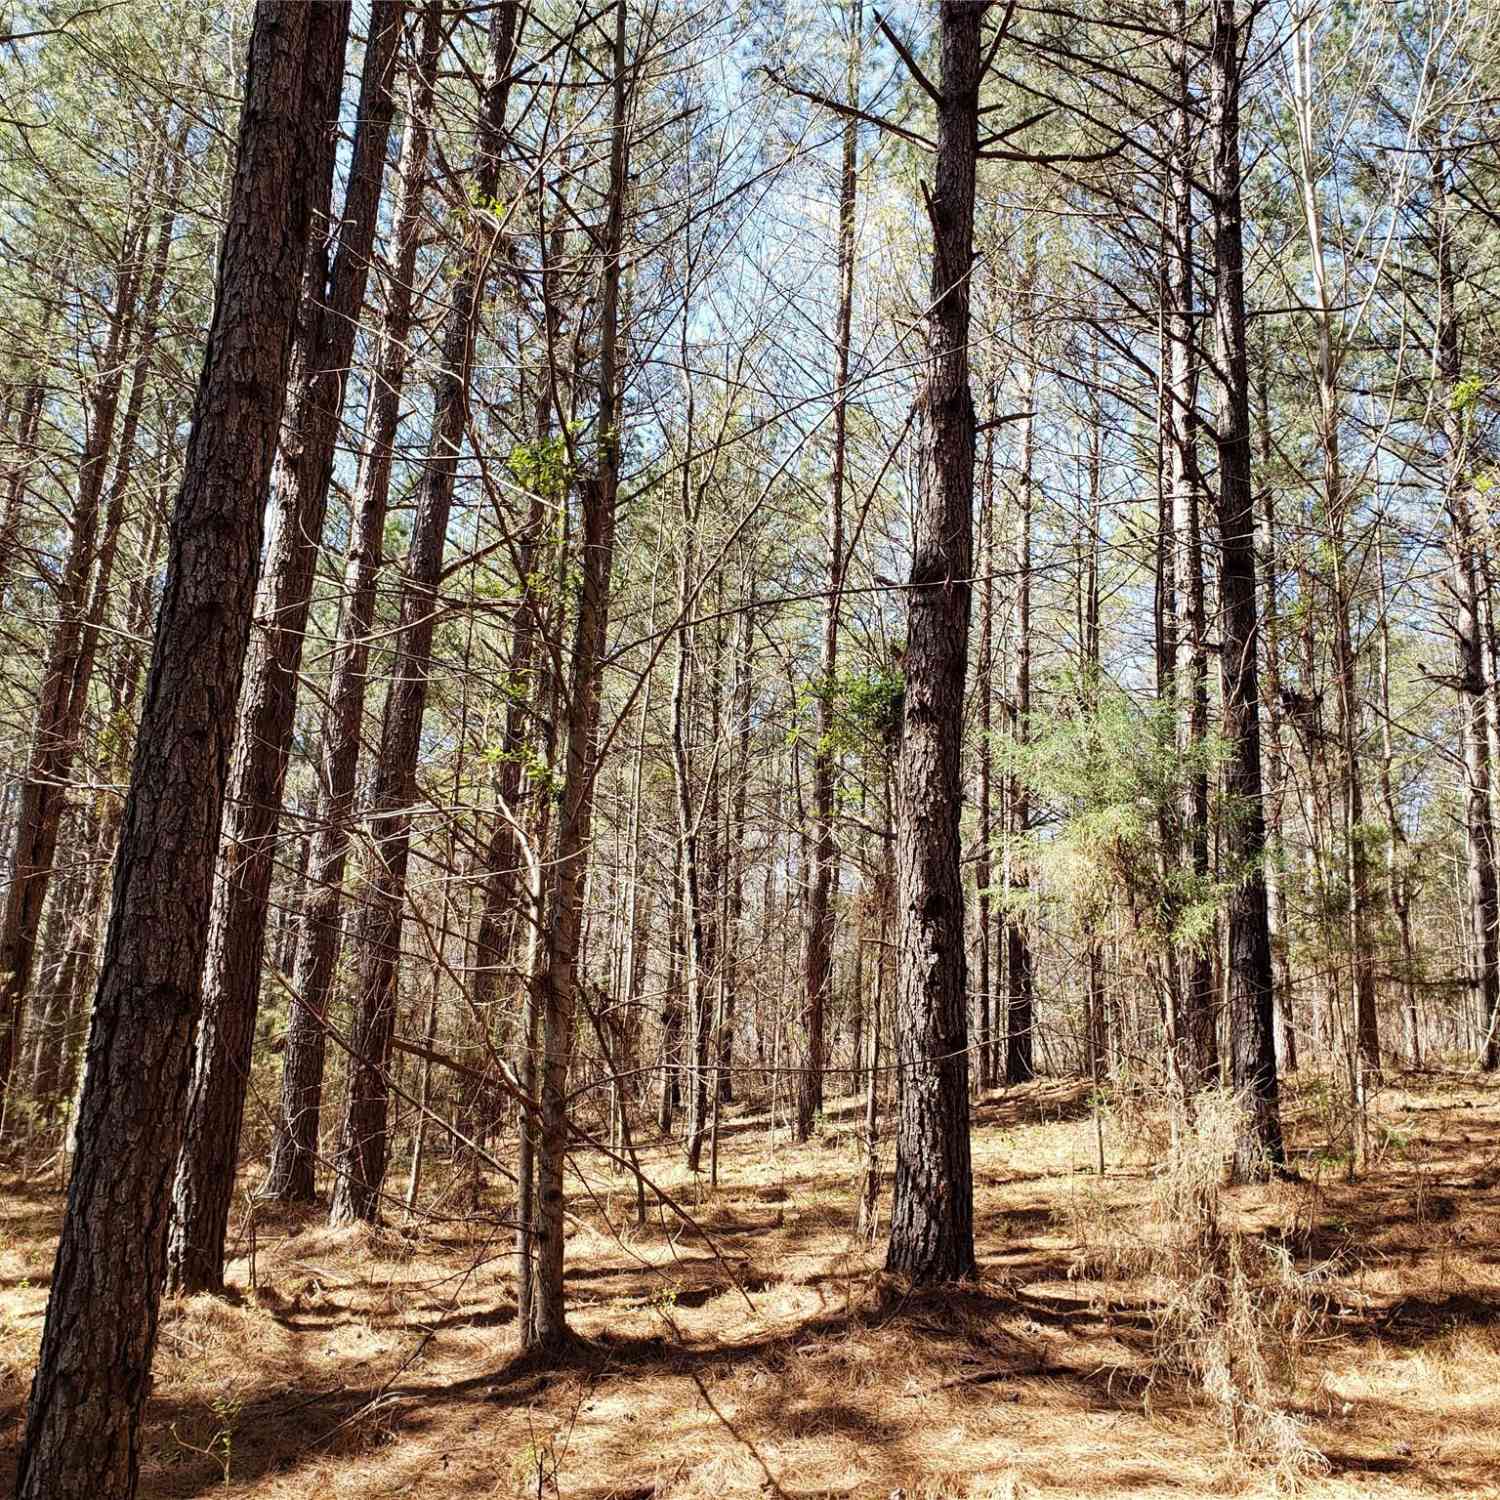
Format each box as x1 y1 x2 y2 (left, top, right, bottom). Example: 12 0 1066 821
329 1 519 1225
264 0 442 1204
1209 0 1283 1178
0 204 155 1113
885 0 980 1284
14 7 339 1496
166 0 401 1293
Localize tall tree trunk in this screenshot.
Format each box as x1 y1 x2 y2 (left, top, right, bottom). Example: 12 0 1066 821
723 586 754 1102
691 604 725 1161
668 452 715 1171
15 7 339 1494
1375 525 1419 1064
976 405 996 1092
797 0 861 1141
1288 24 1379 1081
473 205 571 1025
0 202 157 1110
1162 15 1217 1086
265 0 442 1203
1004 331 1036 1088
526 0 628 1350
885 0 980 1284
1208 0 1283 1177
328 2 520 1225
1082 333 1108 1080
167 0 401 1293
1433 154 1500 1072
1256 344 1297 1073
657 863 685 1132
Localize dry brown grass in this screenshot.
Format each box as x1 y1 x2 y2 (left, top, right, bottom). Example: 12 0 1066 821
0 1069 1496 1498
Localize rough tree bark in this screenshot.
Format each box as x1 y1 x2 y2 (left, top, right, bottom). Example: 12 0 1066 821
166 0 403 1293
525 0 628 1350
14 6 338 1494
1162 7 1218 1087
0 190 162 1111
264 0 443 1204
885 0 981 1284
1432 153 1500 1072
329 1 519 1225
1208 0 1284 1177
797 0 861 1141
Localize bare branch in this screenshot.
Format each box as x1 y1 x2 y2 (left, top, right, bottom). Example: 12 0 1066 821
874 9 943 106
763 67 935 151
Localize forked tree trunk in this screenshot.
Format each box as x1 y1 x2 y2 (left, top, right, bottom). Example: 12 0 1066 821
15 7 340 1495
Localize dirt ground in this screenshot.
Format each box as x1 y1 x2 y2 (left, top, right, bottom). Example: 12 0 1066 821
1 1069 1498 1499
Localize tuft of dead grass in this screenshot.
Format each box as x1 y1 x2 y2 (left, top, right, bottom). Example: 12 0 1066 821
1061 1089 1330 1490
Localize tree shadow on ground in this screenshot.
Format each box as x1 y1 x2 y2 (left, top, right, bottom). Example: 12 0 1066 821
101 1275 1156 1500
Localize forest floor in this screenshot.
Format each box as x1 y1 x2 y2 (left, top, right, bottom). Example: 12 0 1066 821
0 1069 1498 1499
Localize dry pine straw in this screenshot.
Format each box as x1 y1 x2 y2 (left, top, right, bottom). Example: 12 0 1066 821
0 1072 1497 1499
